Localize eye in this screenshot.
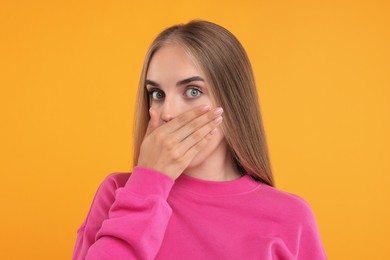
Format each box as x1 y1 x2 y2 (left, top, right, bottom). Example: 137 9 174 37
149 89 165 100
185 87 202 99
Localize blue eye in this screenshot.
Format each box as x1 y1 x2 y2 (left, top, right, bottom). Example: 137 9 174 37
149 89 165 100
185 87 202 98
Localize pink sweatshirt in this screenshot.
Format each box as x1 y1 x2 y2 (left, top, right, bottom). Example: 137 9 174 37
73 166 327 259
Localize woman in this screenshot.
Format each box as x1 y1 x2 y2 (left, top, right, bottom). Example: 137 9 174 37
73 20 327 259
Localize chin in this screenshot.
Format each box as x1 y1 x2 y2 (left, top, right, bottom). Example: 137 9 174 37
186 151 210 170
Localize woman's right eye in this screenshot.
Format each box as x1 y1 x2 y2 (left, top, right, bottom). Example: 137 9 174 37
149 89 165 100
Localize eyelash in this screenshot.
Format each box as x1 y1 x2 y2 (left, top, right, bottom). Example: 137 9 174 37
147 86 203 101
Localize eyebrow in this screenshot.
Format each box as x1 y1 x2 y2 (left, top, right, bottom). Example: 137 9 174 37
145 76 205 88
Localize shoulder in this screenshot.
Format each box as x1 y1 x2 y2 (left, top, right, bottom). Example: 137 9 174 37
257 183 317 225
256 184 327 258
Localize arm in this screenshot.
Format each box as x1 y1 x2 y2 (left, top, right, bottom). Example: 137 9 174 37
74 105 221 259
295 199 327 260
72 167 174 260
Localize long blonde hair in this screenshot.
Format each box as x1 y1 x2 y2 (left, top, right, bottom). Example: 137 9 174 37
133 20 274 186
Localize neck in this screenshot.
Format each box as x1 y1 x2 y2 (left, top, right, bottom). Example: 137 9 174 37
183 141 242 181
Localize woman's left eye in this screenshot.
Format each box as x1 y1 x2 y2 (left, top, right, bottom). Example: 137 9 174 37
185 87 202 98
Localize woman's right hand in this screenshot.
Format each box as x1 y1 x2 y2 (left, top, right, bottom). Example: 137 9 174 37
137 105 223 180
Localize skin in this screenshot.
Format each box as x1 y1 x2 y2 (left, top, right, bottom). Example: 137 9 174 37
137 43 241 181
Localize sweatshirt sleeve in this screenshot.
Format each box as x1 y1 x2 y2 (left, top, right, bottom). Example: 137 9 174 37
294 197 327 260
72 166 175 260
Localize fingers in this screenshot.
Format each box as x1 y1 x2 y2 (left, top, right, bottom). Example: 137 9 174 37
181 128 218 163
174 113 223 156
139 104 224 179
162 104 212 134
148 105 222 148
145 107 161 136
172 107 223 142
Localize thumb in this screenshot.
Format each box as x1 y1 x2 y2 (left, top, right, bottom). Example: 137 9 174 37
145 107 160 136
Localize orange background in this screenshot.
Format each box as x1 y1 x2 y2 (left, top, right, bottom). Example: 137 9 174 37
1 0 389 259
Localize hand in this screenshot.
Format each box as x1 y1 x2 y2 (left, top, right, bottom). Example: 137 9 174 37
137 105 224 180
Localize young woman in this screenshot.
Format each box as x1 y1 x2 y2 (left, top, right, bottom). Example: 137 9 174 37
73 20 327 259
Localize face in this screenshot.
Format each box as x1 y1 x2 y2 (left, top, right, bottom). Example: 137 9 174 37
145 43 228 170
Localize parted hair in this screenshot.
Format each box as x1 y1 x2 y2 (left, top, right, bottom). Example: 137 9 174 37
133 20 274 186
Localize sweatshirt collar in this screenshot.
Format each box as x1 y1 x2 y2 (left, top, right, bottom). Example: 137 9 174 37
173 173 262 197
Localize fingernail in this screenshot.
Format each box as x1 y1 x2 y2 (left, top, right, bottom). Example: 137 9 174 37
214 116 223 124
210 128 217 135
214 107 223 116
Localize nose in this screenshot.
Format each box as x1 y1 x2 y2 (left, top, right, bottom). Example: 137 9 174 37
160 99 180 123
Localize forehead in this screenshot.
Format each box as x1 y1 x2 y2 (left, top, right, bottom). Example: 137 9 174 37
146 44 205 82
